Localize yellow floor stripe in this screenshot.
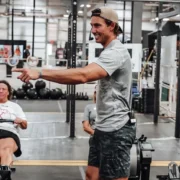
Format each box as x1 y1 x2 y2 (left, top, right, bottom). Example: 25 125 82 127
151 161 180 167
13 160 180 167
13 160 88 166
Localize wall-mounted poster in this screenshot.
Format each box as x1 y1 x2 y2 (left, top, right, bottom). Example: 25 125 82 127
0 45 24 59
0 40 26 77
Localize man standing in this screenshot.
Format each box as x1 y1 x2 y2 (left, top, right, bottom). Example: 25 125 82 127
13 7 135 180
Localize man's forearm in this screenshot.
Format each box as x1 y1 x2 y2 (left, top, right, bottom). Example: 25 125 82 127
84 127 94 135
41 68 88 84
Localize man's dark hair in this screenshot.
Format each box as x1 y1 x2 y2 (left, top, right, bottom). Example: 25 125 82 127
104 19 120 36
0 80 12 100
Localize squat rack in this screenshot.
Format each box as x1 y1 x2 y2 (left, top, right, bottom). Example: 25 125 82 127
66 0 77 138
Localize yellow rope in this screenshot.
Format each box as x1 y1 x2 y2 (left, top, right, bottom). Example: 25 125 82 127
141 49 154 78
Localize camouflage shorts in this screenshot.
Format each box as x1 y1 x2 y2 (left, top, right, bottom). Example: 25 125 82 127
88 120 136 179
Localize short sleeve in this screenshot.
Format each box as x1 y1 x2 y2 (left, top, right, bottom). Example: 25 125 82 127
83 105 90 122
15 104 27 120
94 48 125 76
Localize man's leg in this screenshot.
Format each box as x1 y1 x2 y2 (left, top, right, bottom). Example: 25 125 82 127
98 122 136 180
86 166 99 180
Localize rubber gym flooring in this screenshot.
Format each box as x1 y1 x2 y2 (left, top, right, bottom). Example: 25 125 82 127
11 100 180 180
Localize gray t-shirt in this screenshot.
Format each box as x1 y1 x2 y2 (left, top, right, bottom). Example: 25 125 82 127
83 104 96 130
93 39 132 132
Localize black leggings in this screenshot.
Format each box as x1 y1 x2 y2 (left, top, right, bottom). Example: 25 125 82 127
0 129 22 157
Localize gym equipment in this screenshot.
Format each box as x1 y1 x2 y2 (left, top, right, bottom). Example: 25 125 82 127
78 92 83 100
12 88 16 99
50 88 62 100
7 56 20 67
0 166 12 180
0 166 16 180
1 55 39 68
16 88 26 99
157 162 180 180
26 88 38 99
61 91 67 100
132 97 140 111
129 134 154 180
35 80 46 91
75 92 79 100
38 88 50 99
22 82 33 92
26 56 39 67
83 92 89 101
142 88 155 114
0 119 14 123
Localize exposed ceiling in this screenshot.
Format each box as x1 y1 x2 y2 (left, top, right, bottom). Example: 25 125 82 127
0 0 179 22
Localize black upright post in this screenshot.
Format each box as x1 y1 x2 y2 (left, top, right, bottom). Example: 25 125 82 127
32 0 35 56
7 7 14 77
11 8 14 57
130 2 134 43
154 3 162 124
66 14 72 123
70 0 77 138
122 1 126 43
175 27 180 138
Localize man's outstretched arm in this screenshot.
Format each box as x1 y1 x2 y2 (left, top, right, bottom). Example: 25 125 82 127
12 63 107 84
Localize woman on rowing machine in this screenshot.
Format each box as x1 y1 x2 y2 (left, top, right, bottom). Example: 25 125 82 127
0 80 27 180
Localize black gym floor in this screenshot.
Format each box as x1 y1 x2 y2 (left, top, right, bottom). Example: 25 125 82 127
11 100 180 180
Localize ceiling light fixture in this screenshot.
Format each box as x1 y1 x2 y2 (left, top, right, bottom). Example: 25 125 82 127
78 10 83 14
63 14 68 18
80 4 84 8
163 18 169 21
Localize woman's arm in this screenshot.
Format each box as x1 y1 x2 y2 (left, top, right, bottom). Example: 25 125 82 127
82 120 94 135
14 117 27 129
